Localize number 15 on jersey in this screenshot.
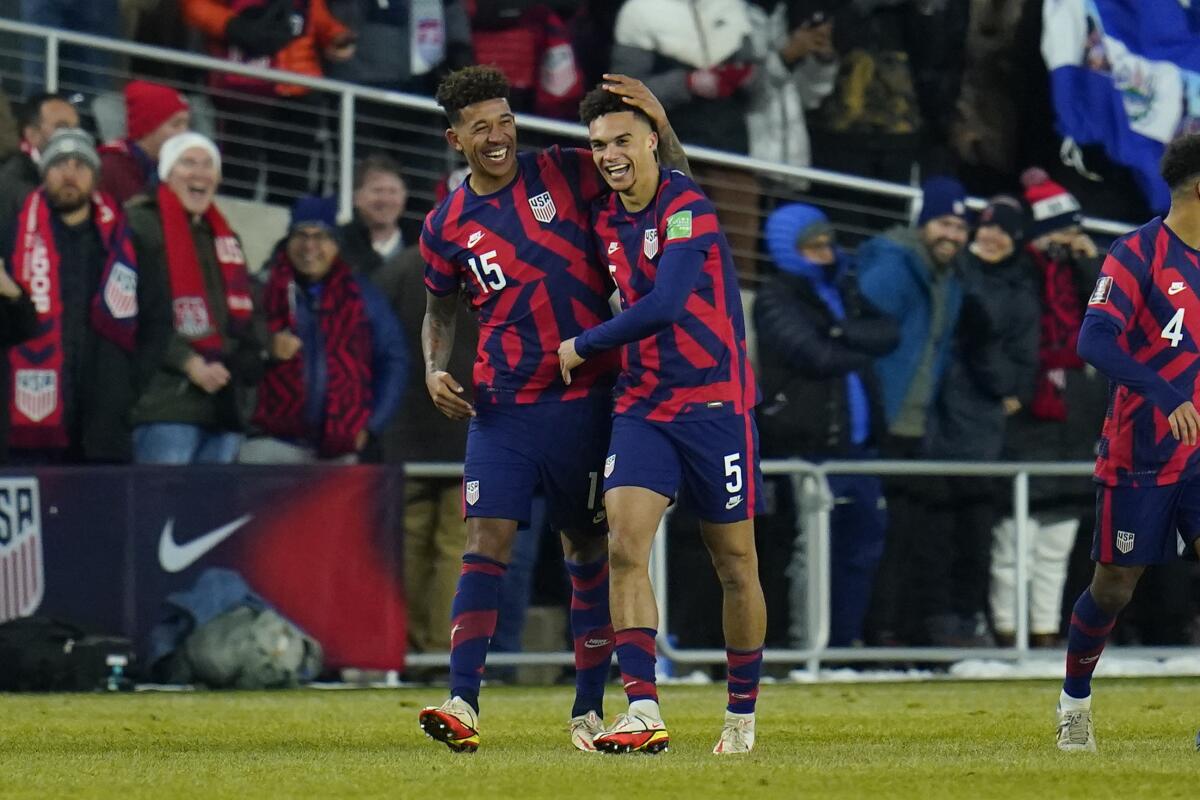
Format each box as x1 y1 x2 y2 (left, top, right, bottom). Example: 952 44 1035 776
468 250 507 293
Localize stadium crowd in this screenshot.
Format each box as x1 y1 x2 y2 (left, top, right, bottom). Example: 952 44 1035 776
0 0 1193 669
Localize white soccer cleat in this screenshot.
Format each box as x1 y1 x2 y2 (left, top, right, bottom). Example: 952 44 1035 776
592 706 670 754
419 695 480 753
1056 705 1097 752
569 710 605 752
713 711 756 754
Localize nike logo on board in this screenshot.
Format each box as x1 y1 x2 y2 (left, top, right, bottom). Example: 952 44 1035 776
158 515 253 573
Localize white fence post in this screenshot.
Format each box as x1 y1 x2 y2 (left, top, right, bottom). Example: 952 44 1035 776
338 91 355 222
43 31 58 93
1013 470 1031 658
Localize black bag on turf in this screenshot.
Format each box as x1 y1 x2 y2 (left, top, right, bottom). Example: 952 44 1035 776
0 616 135 692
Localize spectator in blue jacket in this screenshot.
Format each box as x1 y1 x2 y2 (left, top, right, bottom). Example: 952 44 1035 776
755 202 898 647
856 174 969 646
240 196 408 464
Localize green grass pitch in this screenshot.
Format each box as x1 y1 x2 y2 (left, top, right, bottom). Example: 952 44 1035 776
0 679 1194 799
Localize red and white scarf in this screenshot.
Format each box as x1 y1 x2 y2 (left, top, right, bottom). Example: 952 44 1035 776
8 189 139 448
157 183 253 359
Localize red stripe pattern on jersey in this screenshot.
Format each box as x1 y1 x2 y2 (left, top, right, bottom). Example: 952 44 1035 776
420 146 613 404
590 169 758 421
1086 218 1200 486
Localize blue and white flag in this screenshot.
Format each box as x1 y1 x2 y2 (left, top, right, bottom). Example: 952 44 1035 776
1043 0 1200 211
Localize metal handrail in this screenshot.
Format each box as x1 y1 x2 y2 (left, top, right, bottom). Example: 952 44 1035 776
1 18 1136 238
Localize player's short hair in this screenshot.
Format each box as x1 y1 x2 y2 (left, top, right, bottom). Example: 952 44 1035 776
353 152 405 191
578 85 656 133
1161 134 1200 195
435 66 511 125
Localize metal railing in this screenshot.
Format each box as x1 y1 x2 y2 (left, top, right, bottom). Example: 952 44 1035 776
0 18 1137 281
403 459 1197 672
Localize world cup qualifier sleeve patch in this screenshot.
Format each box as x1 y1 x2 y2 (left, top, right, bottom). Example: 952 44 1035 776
1089 275 1113 305
665 211 692 241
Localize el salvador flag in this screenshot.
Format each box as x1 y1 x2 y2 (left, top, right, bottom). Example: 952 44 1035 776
1042 0 1200 212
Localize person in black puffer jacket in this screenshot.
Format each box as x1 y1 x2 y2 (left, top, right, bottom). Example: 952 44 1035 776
917 195 1040 646
755 202 898 647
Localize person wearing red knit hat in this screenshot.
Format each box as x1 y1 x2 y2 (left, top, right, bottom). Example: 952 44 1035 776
988 166 1109 652
98 81 191 206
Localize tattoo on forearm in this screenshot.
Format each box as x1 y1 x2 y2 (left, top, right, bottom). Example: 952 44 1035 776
657 126 692 178
422 295 458 374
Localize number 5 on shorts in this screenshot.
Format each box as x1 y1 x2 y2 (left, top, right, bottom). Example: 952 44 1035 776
724 453 743 494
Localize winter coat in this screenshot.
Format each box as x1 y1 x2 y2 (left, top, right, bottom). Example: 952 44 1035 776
98 139 156 207
1001 250 1107 507
611 0 755 153
0 154 38 230
348 239 477 464
0 215 136 462
926 248 1040 461
754 266 896 458
182 0 350 97
126 194 265 430
744 1 837 172
325 0 472 91
857 225 964 428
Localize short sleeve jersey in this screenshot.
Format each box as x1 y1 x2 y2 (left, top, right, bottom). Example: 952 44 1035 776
1085 217 1200 486
421 146 615 404
589 168 758 422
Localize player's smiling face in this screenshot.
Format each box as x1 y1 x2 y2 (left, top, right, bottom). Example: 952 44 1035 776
447 98 517 188
588 111 658 196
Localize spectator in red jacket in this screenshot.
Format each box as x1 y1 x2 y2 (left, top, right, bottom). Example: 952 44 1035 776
99 81 192 206
181 0 356 204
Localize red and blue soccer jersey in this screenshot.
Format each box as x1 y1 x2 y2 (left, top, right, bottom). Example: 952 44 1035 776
421 146 615 404
588 168 757 421
1086 217 1200 486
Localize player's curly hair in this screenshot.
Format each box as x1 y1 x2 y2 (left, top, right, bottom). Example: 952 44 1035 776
1161 134 1200 195
578 85 656 132
436 66 511 125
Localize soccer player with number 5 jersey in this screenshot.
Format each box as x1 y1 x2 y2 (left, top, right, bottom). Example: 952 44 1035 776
1057 134 1200 752
417 66 690 753
558 88 766 755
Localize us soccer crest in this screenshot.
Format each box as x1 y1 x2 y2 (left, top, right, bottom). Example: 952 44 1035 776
173 296 211 337
528 191 557 223
14 369 56 423
103 263 138 319
643 229 659 259
604 454 616 478
465 480 480 506
1116 529 1136 555
0 478 43 623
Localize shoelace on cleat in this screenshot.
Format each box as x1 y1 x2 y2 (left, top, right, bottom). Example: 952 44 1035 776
1059 712 1091 745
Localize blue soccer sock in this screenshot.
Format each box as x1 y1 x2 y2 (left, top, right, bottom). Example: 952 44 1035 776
1063 589 1116 700
726 646 764 714
615 627 658 705
566 557 614 718
448 553 507 714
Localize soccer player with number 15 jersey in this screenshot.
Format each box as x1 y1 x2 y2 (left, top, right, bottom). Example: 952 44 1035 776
1058 134 1200 752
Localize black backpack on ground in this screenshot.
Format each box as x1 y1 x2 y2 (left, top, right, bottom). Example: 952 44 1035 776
0 616 136 692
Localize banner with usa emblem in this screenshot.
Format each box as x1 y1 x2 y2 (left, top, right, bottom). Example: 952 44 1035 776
0 477 42 624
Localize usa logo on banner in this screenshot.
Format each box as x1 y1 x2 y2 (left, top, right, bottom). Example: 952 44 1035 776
14 369 56 423
103 262 138 319
528 191 556 223
0 478 43 623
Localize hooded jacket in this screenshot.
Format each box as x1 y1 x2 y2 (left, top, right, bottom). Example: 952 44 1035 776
754 204 897 457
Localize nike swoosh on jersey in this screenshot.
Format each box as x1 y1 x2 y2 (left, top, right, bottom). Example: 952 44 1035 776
157 515 253 573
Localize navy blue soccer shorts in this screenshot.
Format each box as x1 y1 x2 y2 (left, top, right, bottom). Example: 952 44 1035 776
462 393 611 535
603 412 765 524
1092 476 1200 565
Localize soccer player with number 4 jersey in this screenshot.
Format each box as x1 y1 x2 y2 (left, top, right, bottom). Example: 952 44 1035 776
417 66 690 753
1058 135 1200 752
558 88 767 755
